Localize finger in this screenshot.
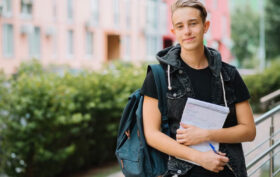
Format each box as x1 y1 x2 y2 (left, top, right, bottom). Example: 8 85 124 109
212 165 224 173
220 156 229 163
217 166 224 172
180 123 191 129
218 151 226 156
176 129 185 134
218 160 227 167
221 162 227 167
213 169 219 173
176 139 186 144
176 134 184 139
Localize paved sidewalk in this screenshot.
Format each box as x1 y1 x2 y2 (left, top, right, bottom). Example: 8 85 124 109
107 171 124 177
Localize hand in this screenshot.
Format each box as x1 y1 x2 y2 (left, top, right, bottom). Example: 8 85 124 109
176 123 209 146
198 151 229 173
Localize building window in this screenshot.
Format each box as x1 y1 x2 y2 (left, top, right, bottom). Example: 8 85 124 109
67 0 74 21
146 35 158 58
90 0 99 26
222 16 227 36
2 24 14 58
122 35 131 60
21 0 33 18
29 27 41 59
2 0 12 17
147 0 157 30
159 2 167 34
52 33 57 59
85 31 93 56
113 0 120 27
213 0 218 9
67 30 74 57
125 0 131 28
52 0 57 21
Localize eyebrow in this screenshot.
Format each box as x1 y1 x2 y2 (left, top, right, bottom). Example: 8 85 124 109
174 19 198 26
174 22 183 26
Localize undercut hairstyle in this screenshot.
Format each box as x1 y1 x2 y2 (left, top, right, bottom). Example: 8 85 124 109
171 0 207 23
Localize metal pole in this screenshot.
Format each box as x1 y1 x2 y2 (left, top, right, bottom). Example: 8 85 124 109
269 116 275 177
259 0 266 71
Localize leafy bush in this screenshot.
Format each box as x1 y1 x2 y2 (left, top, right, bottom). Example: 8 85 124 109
244 60 280 112
0 61 147 177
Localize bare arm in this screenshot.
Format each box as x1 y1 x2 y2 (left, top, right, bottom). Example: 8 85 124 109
143 96 229 173
208 100 256 143
176 100 256 145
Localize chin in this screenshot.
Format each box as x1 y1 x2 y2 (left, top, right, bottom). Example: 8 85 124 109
181 43 199 51
181 41 204 51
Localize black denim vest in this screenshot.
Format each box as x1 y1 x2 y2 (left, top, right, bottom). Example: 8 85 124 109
157 45 247 177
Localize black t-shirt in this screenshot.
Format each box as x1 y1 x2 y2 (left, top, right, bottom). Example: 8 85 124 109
141 60 250 104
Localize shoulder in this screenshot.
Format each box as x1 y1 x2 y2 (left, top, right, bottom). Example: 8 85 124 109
221 62 237 73
221 62 238 81
144 70 155 83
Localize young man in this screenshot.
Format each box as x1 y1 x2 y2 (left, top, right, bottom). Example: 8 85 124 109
141 0 256 176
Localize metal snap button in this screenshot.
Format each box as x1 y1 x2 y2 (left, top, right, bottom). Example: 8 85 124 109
173 93 177 97
177 170 182 174
187 88 191 92
179 70 183 74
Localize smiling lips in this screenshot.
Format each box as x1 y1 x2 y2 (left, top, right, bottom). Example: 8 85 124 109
183 37 195 42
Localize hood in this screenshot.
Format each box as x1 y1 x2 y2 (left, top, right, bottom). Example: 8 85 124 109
156 44 222 78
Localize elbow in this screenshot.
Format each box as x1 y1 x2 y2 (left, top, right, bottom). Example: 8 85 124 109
247 128 256 142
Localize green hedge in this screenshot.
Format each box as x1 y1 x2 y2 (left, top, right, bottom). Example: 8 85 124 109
244 60 280 112
0 61 147 177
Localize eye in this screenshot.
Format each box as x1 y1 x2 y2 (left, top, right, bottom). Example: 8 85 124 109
190 22 197 26
176 25 183 29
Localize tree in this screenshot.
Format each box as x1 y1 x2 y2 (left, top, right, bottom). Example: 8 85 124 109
231 5 260 68
265 0 280 59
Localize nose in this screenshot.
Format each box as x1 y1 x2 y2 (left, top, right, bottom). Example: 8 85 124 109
184 26 191 35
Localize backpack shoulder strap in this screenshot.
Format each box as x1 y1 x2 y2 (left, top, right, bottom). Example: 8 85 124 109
148 64 169 135
148 64 167 115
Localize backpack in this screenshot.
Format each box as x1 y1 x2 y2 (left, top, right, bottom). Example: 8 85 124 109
115 64 170 177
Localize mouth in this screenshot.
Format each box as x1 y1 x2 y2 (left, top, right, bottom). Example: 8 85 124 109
183 37 195 42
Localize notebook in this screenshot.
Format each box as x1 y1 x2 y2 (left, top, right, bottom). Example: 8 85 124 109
176 98 229 164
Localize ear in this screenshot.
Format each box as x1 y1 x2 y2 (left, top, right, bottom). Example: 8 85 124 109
204 21 210 33
171 28 175 35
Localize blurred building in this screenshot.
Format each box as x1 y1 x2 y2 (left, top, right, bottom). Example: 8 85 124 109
0 0 231 74
0 0 169 74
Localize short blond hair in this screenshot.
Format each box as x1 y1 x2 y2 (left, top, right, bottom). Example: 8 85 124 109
171 0 207 23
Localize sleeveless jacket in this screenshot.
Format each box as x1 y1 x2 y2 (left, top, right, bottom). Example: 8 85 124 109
157 44 247 177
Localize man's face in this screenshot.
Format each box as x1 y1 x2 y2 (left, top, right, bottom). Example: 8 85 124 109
171 7 209 51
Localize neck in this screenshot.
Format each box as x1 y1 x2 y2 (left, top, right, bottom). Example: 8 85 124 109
180 46 208 69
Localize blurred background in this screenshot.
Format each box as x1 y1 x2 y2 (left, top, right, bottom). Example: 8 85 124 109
0 0 280 177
